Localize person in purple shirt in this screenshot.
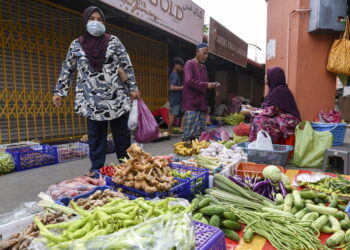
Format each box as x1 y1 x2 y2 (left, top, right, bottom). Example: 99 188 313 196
182 43 220 143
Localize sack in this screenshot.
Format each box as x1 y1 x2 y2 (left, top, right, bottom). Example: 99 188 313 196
134 99 160 143
327 17 350 75
248 130 274 151
127 100 138 131
292 121 333 168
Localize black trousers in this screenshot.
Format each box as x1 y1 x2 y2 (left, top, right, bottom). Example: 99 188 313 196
87 113 131 172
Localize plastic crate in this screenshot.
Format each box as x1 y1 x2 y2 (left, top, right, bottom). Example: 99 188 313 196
0 141 39 151
311 122 347 146
237 142 293 166
169 163 209 199
6 145 58 171
99 172 191 200
235 162 285 177
194 220 226 250
54 142 89 163
55 185 113 206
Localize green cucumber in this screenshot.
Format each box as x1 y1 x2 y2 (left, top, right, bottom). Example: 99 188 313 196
295 208 309 220
209 215 221 228
311 215 328 230
291 207 299 214
326 230 345 248
275 193 284 205
222 228 240 242
292 190 304 210
222 220 241 231
329 215 341 232
321 225 333 234
243 227 254 243
223 211 239 221
345 228 350 243
305 199 315 205
329 192 338 208
300 190 317 200
301 212 319 221
193 213 203 220
283 194 293 213
305 204 338 216
341 220 350 230
317 192 328 200
198 198 211 208
191 198 200 211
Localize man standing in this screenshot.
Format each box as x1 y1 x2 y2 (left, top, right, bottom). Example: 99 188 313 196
168 57 184 135
182 43 219 143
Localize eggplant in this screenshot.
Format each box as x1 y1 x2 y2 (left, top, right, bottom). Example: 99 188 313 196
279 181 288 197
228 176 248 188
253 180 270 192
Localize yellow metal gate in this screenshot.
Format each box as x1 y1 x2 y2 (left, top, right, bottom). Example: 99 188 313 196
0 0 168 144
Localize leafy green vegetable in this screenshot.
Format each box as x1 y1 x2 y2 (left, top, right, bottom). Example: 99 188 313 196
0 152 15 174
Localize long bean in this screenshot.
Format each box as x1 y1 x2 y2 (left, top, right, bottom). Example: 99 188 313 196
230 206 326 250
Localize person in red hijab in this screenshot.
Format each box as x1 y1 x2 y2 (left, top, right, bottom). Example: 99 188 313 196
53 6 140 176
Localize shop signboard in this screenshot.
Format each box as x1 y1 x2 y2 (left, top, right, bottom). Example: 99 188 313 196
208 17 248 67
101 0 205 45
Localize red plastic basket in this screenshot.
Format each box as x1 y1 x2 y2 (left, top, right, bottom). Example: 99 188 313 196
235 162 285 177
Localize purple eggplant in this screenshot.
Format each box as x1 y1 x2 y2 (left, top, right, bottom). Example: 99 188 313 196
279 181 288 197
253 180 270 192
228 176 248 188
267 185 274 200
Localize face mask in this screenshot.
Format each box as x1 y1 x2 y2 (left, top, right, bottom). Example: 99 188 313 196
87 21 105 37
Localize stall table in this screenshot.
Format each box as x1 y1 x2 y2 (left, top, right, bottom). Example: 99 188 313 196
225 169 349 250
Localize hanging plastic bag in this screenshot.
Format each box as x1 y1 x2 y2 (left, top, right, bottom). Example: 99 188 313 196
128 100 138 131
327 17 350 75
134 99 160 143
248 130 274 151
292 121 333 168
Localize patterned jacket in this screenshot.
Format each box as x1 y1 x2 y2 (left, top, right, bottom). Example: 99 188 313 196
54 35 138 121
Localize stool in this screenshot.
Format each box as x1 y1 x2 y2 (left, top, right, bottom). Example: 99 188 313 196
322 146 350 174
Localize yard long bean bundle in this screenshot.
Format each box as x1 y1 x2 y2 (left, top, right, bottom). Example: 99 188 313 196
230 206 326 250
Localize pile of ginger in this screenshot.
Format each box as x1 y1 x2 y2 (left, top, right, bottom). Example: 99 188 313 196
112 144 178 193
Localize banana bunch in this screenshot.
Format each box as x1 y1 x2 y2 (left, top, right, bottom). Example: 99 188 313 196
173 139 210 156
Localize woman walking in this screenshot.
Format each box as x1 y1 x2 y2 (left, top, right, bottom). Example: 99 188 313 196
53 6 140 176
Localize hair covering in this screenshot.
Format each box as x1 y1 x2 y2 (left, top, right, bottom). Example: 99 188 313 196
78 6 111 72
262 67 301 119
196 43 208 50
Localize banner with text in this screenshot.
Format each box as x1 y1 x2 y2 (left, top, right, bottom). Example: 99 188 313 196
208 17 248 67
101 0 205 45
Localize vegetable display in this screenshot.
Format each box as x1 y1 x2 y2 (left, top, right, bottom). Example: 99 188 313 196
34 197 191 249
233 122 251 137
0 212 69 250
191 195 241 242
111 144 178 193
46 176 105 200
0 151 15 174
67 213 195 250
70 189 127 211
173 139 210 156
224 113 245 126
299 175 350 197
218 136 249 149
227 175 289 201
200 142 247 163
194 155 221 171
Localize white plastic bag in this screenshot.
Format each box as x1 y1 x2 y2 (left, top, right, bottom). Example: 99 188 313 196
248 130 274 151
128 100 138 131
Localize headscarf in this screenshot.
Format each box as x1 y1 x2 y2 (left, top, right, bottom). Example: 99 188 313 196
78 6 111 72
263 67 301 119
196 43 208 50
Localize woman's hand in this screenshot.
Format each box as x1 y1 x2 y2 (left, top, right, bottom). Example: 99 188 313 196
130 91 141 99
52 96 62 107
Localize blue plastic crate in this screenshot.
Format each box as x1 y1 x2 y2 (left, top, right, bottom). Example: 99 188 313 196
53 142 89 163
194 220 226 250
97 171 191 200
237 142 293 166
55 185 111 206
311 122 347 146
345 202 350 218
169 163 209 200
6 145 58 171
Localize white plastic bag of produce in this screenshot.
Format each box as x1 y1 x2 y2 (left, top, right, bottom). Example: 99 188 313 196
248 130 274 151
128 99 138 131
67 212 195 250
